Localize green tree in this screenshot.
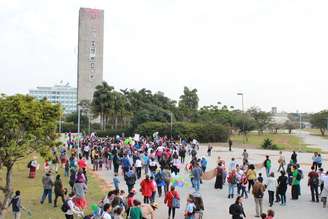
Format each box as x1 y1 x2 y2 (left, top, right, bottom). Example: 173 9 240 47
178 87 199 121
248 107 272 135
232 113 257 141
91 82 114 130
283 120 298 134
310 110 328 136
0 94 61 217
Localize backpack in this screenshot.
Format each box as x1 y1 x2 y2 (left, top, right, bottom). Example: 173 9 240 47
27 161 32 168
61 200 70 213
296 170 302 181
172 196 180 208
310 176 319 186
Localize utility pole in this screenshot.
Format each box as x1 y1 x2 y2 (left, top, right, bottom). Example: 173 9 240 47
237 93 245 145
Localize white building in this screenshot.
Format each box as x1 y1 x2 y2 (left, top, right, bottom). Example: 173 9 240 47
29 82 77 114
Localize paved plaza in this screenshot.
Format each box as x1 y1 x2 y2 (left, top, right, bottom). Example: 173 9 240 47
92 145 328 219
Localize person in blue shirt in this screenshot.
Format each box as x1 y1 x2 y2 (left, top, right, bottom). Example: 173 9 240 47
143 153 150 175
122 155 131 174
200 157 208 172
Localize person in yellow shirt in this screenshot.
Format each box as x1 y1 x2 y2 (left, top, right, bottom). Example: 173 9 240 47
246 164 257 192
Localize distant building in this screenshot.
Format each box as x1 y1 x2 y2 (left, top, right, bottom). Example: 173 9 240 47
271 108 289 124
29 82 77 114
77 8 104 105
271 107 278 115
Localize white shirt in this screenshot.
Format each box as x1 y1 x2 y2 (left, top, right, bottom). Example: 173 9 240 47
135 159 142 168
265 177 277 191
322 175 328 189
102 212 112 219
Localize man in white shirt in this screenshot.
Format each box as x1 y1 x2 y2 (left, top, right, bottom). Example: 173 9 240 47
102 203 112 219
135 158 142 179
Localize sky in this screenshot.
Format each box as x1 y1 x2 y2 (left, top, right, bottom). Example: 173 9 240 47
1 0 328 113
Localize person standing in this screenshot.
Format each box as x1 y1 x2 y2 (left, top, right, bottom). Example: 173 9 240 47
263 156 271 177
140 202 158 219
291 165 301 200
54 175 65 207
27 156 39 178
102 203 112 219
291 151 297 164
229 196 246 219
265 172 277 207
155 169 165 197
228 139 233 152
277 171 288 206
252 178 265 217
242 149 249 165
308 166 320 202
9 191 26 219
113 173 120 191
215 162 224 189
321 171 328 208
129 199 143 219
207 145 213 157
40 171 54 204
164 186 180 219
135 157 142 179
200 157 208 173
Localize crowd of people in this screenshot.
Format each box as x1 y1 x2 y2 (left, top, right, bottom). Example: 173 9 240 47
8 132 328 219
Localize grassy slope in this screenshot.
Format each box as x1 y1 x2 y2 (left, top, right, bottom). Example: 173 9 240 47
231 133 321 152
0 156 104 219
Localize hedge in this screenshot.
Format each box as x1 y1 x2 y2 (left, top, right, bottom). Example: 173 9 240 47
136 122 229 142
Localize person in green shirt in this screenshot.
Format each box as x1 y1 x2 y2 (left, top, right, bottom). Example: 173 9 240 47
291 165 301 200
129 199 143 219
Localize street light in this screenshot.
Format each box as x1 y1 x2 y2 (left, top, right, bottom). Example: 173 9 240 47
237 93 246 145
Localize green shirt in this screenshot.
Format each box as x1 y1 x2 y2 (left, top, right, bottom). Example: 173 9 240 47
292 170 300 185
129 207 143 219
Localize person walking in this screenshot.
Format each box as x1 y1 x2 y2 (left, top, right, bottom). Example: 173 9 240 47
207 145 213 157
125 167 137 193
242 149 249 165
277 151 285 172
164 186 180 219
321 171 328 208
40 171 54 204
140 202 158 219
54 175 65 207
227 170 238 199
246 165 256 192
184 196 196 219
64 192 84 219
140 175 155 204
265 172 277 207
252 178 265 217
200 157 207 173
291 151 297 164
9 190 26 219
277 171 288 206
308 166 320 202
191 162 203 192
129 199 143 219
229 196 246 219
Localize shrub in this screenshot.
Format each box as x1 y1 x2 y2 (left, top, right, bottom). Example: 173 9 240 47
136 122 229 142
261 138 278 150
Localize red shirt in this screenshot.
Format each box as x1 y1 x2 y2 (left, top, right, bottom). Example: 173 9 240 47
164 191 180 208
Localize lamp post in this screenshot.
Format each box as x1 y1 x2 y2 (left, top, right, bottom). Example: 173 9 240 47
237 93 245 145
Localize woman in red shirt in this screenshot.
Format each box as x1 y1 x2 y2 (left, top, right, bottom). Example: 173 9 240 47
164 185 180 219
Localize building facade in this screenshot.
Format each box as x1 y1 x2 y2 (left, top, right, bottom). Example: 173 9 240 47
29 83 77 114
77 8 104 105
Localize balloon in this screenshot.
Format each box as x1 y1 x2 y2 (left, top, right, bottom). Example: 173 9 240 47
91 203 98 212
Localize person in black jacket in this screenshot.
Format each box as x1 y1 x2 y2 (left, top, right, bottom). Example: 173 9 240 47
229 196 246 219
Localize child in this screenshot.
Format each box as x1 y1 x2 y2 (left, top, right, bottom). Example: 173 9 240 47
240 174 248 199
113 173 120 191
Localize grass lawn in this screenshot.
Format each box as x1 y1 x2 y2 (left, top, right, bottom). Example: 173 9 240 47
231 132 321 153
0 155 105 219
304 128 328 139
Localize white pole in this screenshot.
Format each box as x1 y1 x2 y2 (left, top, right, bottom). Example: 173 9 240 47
77 106 81 148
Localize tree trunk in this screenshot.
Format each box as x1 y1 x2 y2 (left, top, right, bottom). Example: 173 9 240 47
0 164 14 219
289 129 292 134
320 128 325 136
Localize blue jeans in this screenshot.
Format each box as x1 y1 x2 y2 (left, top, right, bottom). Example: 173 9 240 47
228 184 236 196
193 179 200 192
40 189 52 204
266 167 270 177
